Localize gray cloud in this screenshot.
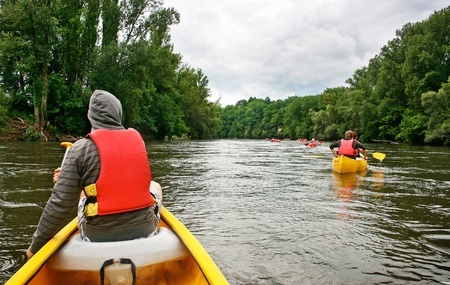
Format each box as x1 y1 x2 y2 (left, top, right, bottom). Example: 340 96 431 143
166 0 449 106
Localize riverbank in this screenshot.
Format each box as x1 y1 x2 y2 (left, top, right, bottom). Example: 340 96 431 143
0 118 78 142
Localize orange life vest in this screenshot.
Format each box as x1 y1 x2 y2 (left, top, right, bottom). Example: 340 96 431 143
84 128 153 217
338 139 358 157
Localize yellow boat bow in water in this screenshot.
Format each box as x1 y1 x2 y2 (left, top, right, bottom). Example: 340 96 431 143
332 155 368 174
6 207 228 285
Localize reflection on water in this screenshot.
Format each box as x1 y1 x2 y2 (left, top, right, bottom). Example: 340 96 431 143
333 172 365 199
370 169 385 191
1 140 450 284
332 172 365 221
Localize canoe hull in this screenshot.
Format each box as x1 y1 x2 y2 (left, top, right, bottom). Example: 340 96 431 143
6 207 228 285
332 155 367 174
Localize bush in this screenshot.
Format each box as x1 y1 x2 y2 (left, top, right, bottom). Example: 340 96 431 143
0 105 7 126
23 126 44 141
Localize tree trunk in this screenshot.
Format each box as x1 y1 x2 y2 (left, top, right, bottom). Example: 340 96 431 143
34 104 40 130
41 63 49 128
40 25 49 129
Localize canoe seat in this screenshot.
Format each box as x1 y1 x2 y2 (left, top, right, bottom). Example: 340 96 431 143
48 227 190 271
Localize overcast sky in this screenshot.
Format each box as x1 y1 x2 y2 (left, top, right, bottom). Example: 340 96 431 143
165 1 449 107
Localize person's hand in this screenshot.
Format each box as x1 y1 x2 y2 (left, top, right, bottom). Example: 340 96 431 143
26 247 34 260
53 167 61 183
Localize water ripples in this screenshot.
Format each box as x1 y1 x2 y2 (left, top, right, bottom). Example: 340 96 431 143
150 140 450 284
1 140 450 284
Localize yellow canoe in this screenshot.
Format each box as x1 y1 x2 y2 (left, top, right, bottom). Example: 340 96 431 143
6 207 228 285
332 155 368 174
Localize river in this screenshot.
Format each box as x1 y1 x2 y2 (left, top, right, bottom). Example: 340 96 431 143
1 140 449 284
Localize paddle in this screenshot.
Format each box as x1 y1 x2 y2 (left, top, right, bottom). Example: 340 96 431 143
60 142 73 166
357 150 386 161
371 152 386 162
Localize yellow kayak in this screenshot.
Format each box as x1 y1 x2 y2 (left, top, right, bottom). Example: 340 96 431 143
332 155 368 174
6 207 228 285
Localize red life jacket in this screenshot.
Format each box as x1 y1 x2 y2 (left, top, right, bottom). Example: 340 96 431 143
338 139 358 157
85 128 153 216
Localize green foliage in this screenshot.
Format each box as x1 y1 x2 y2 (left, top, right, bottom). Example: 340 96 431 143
395 109 427 144
0 91 9 126
176 66 220 139
0 0 219 140
23 126 43 141
424 122 450 146
1 3 450 145
0 104 8 126
341 6 450 144
218 7 450 145
283 95 323 139
421 77 450 145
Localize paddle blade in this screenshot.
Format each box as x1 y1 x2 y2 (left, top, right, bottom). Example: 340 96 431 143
372 152 386 161
60 142 73 149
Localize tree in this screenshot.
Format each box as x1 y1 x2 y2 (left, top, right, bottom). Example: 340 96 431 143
0 0 58 132
421 77 450 145
176 66 220 139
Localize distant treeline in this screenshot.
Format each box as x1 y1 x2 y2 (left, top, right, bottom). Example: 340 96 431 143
220 7 450 145
0 2 449 145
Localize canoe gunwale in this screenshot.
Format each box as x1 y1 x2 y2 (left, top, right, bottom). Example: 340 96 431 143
5 218 78 285
6 207 228 285
160 207 228 284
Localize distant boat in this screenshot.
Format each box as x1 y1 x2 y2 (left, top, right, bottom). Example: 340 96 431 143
308 142 318 148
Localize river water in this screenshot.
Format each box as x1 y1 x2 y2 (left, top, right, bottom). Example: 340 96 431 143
1 140 450 284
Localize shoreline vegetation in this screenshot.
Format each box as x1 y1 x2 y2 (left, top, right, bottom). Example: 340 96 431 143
1 4 449 145
0 118 400 144
0 117 191 142
0 118 80 142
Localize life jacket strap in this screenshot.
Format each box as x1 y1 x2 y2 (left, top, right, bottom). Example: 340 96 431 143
85 196 97 204
84 183 99 217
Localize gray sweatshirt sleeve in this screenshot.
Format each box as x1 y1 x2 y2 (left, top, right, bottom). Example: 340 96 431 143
29 139 99 254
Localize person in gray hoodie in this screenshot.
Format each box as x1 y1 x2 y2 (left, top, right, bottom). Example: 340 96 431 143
26 90 162 259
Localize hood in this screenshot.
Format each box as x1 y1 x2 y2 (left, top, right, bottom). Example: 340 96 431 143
88 90 124 131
